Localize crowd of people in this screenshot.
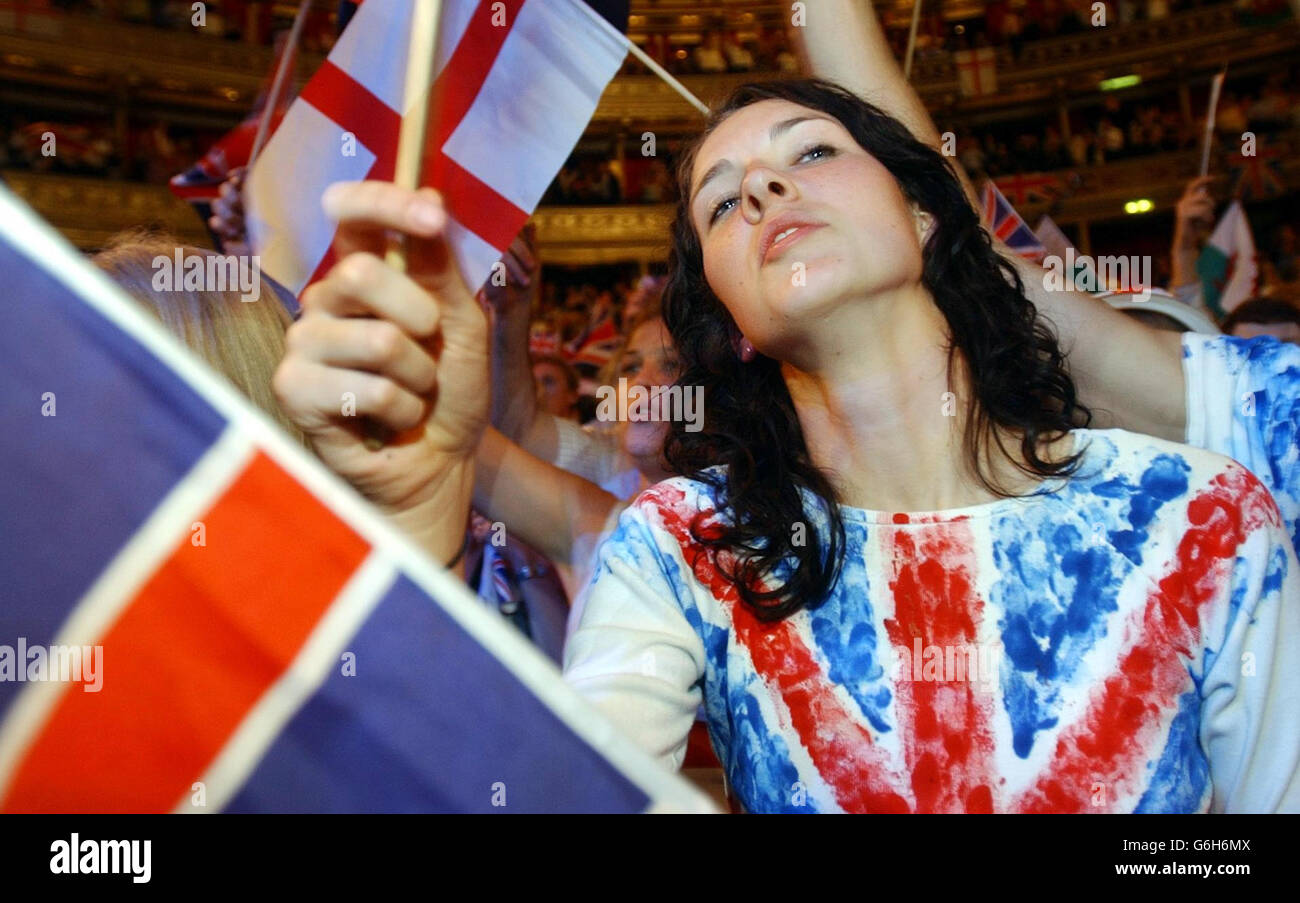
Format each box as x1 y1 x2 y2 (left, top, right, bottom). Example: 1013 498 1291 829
8 0 1298 213
14 0 1283 75
42 0 1300 812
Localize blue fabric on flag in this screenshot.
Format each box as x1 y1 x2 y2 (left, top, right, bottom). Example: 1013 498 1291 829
0 238 225 720
226 574 649 813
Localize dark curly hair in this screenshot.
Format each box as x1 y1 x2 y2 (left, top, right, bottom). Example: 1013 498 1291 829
661 78 1090 622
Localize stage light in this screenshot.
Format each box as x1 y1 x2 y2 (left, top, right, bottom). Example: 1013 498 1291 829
1100 74 1141 91
1124 198 1154 214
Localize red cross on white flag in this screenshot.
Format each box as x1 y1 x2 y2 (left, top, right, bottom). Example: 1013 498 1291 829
953 47 998 99
247 0 628 296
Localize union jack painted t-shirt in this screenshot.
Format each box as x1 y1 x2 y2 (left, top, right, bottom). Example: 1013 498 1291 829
564 428 1300 813
1183 334 1299 557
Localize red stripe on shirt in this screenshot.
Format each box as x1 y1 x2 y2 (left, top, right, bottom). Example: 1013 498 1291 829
1013 465 1279 812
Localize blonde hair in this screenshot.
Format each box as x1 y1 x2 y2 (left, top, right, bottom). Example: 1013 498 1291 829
92 230 306 445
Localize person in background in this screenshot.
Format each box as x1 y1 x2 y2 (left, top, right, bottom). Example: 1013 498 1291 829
1168 175 1217 309
486 237 674 503
92 230 306 446
475 299 681 599
532 354 581 421
1221 297 1300 343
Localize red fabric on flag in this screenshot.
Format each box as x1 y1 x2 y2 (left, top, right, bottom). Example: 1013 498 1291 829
1 452 370 813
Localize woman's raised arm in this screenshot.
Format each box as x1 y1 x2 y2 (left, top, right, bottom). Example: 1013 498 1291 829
789 0 1187 440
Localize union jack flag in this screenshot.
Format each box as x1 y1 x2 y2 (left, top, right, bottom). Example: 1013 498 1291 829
168 30 302 205
567 313 621 370
993 172 1060 208
0 186 711 814
1228 141 1285 201
528 326 562 357
980 180 1046 262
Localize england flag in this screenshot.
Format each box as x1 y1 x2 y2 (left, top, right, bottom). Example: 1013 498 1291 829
247 0 628 296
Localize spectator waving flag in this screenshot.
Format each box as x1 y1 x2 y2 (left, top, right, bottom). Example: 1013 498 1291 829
247 0 628 297
0 186 712 814
981 179 1046 262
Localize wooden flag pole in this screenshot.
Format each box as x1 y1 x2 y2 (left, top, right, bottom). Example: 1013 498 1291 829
364 0 443 450
903 0 923 80
248 0 315 170
387 0 445 273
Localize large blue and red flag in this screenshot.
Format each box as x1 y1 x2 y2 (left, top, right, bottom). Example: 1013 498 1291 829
0 186 712 814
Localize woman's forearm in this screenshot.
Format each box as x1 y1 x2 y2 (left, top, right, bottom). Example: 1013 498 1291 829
473 426 621 565
789 0 937 145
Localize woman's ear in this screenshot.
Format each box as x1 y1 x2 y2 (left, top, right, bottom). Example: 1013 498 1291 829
729 330 758 362
911 205 935 245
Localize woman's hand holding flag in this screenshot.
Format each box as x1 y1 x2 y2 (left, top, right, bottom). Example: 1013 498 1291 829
274 180 488 566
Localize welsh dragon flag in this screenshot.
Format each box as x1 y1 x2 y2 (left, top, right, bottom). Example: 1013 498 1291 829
1197 201 1258 317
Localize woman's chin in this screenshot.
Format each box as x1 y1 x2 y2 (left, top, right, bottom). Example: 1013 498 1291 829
761 261 853 320
622 420 668 464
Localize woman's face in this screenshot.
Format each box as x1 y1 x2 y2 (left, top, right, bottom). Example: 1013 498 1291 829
687 99 927 357
616 318 680 468
532 361 577 418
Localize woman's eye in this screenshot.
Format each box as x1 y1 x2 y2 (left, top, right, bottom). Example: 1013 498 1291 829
709 196 738 225
797 143 835 164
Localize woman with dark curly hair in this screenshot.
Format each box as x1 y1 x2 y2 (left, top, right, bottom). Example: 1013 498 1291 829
560 79 1300 813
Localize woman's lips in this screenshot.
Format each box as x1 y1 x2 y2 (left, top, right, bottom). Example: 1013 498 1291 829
761 223 824 265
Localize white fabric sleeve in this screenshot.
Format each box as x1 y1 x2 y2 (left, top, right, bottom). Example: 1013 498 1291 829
551 417 621 486
1200 494 1300 813
1183 333 1300 551
562 504 705 772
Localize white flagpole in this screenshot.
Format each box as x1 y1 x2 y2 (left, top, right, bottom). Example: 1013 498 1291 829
904 0 923 80
248 0 315 170
563 0 707 116
621 37 710 116
1199 67 1226 178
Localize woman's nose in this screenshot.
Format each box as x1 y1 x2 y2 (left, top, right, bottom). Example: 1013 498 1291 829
741 166 794 221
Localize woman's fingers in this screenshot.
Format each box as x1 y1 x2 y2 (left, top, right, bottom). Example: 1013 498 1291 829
322 181 447 259
287 312 439 396
273 356 429 435
300 251 441 338
501 246 531 287
321 182 480 322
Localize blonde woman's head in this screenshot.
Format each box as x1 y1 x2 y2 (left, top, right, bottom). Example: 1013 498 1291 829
92 230 306 444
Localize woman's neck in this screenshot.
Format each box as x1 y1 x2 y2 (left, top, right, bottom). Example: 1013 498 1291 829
782 290 1048 513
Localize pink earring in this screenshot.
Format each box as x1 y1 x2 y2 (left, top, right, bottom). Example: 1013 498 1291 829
738 338 757 363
